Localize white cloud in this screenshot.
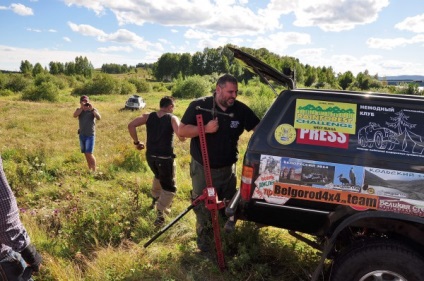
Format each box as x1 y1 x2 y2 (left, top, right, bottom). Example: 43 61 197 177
293 49 424 77
49 29 57 33
367 37 410 50
63 0 105 16
367 34 424 49
97 46 133 53
252 32 311 54
10 3 33 16
395 14 424 33
293 48 326 58
67 21 162 51
63 37 71 42
61 0 280 37
184 29 212 40
27 28 42 33
68 22 107 37
100 29 144 44
158 38 171 44
293 0 389 32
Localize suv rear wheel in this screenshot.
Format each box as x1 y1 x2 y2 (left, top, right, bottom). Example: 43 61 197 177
329 239 424 281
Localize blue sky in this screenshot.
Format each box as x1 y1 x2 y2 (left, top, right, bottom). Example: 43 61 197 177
1 0 423 77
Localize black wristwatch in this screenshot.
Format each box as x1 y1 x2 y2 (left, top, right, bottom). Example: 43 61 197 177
134 141 140 145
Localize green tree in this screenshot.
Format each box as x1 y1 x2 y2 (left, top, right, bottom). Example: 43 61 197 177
75 56 93 78
49 61 65 75
304 65 317 87
32 63 45 77
338 71 355 90
204 48 222 74
20 60 33 75
191 52 205 76
154 53 180 81
65 62 76 75
179 53 192 78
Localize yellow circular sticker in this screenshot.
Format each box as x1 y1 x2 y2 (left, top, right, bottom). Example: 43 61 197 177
275 124 296 145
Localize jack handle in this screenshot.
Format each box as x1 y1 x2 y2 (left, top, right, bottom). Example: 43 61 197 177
143 192 207 248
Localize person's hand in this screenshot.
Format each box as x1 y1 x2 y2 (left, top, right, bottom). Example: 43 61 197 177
135 142 145 150
84 102 93 111
205 118 219 133
20 244 42 272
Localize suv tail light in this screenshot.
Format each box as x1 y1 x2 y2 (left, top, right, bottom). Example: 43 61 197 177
240 165 254 201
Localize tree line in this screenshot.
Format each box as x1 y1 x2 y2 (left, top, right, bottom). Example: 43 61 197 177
6 44 424 96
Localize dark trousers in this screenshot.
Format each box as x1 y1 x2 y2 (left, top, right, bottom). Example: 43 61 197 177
146 154 176 193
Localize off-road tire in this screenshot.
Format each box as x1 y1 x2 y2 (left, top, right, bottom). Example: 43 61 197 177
329 239 424 281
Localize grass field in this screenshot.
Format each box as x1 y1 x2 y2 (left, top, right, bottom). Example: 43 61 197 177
0 90 320 281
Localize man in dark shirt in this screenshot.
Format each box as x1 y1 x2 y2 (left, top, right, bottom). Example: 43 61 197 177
0 156 42 280
179 74 260 252
128 96 186 227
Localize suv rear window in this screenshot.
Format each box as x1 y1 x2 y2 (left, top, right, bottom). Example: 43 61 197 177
268 91 424 168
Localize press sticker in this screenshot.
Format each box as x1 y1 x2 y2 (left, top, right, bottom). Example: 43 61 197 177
275 124 296 145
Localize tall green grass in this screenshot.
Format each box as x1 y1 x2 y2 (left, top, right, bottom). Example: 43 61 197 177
0 90 319 280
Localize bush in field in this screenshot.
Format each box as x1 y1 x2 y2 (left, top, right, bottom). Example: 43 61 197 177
128 78 151 93
6 74 31 93
249 84 275 119
172 75 211 98
0 89 14 96
0 72 6 89
120 80 137 96
34 73 67 90
21 81 59 102
71 73 118 96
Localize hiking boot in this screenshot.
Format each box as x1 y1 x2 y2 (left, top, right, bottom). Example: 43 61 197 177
224 219 236 233
154 210 165 227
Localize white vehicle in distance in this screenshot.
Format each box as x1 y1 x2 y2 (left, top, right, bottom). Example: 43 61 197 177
125 95 146 110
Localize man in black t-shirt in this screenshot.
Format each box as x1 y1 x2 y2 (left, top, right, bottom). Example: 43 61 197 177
179 74 260 252
128 96 185 227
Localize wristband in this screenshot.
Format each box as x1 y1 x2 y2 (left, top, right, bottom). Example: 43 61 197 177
134 141 140 145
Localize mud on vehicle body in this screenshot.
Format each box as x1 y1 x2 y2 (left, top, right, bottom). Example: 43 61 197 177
226 47 424 281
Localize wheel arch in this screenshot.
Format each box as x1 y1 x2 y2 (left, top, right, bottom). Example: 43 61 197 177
311 211 424 281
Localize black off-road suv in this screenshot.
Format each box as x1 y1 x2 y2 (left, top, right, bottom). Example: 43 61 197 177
226 47 424 281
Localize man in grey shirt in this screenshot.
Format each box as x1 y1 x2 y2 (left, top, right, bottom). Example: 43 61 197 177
73 95 101 171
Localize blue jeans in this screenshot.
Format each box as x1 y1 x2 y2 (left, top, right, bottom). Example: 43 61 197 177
0 251 33 281
79 135 95 153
